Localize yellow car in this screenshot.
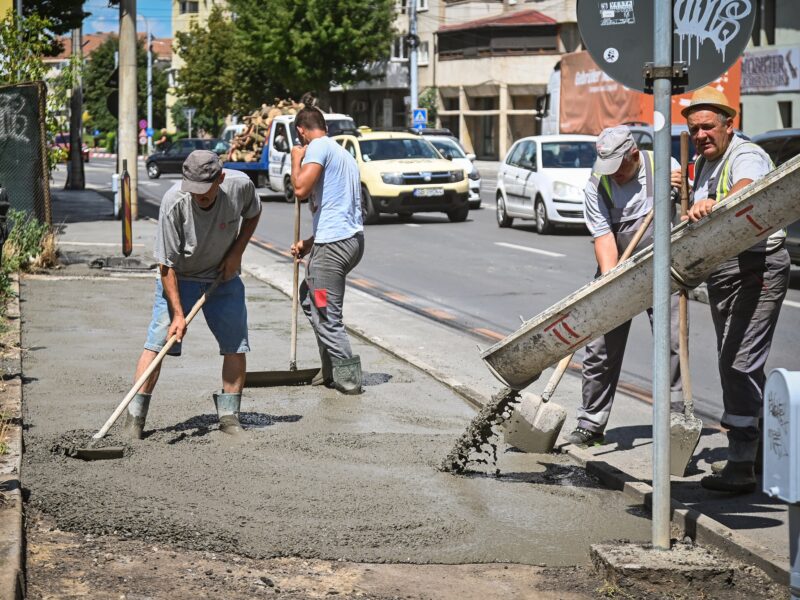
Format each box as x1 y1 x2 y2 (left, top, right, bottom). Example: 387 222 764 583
333 131 469 224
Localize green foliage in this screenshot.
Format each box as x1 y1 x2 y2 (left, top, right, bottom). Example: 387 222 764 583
23 0 89 51
3 210 51 273
418 87 438 125
170 99 219 138
82 35 169 135
104 131 116 153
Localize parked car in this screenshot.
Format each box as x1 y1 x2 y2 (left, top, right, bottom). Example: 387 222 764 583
495 134 597 233
52 132 89 163
752 128 800 265
417 134 481 208
332 130 469 224
146 138 228 179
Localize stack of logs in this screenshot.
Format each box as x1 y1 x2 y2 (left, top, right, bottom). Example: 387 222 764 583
225 98 304 162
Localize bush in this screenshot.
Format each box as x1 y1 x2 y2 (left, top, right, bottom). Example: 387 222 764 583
105 131 116 153
2 210 56 274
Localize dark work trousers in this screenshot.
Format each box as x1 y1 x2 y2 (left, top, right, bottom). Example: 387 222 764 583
577 293 683 433
300 233 365 362
707 248 790 444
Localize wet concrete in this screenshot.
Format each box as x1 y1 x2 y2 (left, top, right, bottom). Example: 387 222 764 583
21 266 650 566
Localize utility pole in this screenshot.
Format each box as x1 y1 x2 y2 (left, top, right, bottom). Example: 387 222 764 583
67 24 85 190
119 0 138 219
141 15 153 155
408 0 419 117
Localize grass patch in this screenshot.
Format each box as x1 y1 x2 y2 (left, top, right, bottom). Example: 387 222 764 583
0 412 9 456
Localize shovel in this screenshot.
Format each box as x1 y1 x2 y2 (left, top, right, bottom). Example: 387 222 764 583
502 203 655 453
62 277 222 460
244 195 320 387
670 132 703 477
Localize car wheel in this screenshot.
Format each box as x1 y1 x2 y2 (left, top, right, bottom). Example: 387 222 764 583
397 212 413 222
447 203 469 223
535 197 553 235
496 193 513 228
283 175 295 203
146 162 160 179
469 199 482 209
361 185 379 225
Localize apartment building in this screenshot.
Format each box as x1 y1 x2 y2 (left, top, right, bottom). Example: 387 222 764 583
740 0 800 135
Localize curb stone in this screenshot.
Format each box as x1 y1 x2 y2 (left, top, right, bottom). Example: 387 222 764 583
0 274 25 600
242 260 788 586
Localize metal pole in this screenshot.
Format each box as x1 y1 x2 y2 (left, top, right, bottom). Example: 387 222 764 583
791 504 800 600
188 111 192 139
652 0 673 551
15 0 20 18
409 0 418 115
146 19 153 155
119 0 138 220
67 24 85 190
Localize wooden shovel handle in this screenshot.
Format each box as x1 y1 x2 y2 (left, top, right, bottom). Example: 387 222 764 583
290 194 301 370
541 352 574 403
93 277 222 440
619 209 654 263
679 132 694 414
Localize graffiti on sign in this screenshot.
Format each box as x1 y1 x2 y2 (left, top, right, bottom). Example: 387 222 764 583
674 0 753 66
0 93 30 142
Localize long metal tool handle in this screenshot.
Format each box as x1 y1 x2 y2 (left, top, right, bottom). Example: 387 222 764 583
679 132 694 416
93 277 221 440
289 194 301 371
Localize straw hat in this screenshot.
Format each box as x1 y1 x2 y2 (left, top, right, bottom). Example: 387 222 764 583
681 86 737 118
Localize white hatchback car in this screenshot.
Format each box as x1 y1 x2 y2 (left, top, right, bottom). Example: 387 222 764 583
495 134 597 233
423 135 482 208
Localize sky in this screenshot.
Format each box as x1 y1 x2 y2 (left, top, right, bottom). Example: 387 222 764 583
83 0 173 39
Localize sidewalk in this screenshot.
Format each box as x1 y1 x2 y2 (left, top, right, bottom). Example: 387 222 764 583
17 186 794 587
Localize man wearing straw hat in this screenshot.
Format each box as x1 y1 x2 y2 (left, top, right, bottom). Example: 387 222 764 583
677 86 790 493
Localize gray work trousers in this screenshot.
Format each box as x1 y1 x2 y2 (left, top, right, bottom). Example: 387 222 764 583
577 293 682 433
300 233 364 362
707 248 790 444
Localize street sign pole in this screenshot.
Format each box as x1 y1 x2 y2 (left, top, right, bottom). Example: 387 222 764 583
652 0 672 552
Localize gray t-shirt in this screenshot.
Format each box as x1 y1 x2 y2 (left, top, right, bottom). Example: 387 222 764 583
303 136 363 244
155 169 261 281
692 135 784 252
584 151 679 238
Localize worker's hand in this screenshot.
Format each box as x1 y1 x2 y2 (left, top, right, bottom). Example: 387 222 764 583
684 199 716 222
291 238 312 259
670 168 683 189
218 250 242 281
168 314 187 343
291 144 307 162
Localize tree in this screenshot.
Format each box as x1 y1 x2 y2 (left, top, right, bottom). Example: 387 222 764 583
22 0 89 55
173 6 241 132
83 35 168 135
228 0 396 109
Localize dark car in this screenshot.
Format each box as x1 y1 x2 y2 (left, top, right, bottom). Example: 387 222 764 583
752 128 800 266
52 132 89 163
146 138 228 179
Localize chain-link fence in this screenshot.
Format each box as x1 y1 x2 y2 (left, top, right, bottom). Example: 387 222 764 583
0 81 51 224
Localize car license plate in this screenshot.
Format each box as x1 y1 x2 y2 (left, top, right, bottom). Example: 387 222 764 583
413 188 444 197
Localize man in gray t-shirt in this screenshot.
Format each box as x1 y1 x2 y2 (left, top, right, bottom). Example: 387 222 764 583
676 87 790 494
123 151 261 439
566 126 683 447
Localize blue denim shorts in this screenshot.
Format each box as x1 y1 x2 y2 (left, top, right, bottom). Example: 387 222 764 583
144 276 250 356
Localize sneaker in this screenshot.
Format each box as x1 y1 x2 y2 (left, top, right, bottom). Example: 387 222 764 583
566 427 604 447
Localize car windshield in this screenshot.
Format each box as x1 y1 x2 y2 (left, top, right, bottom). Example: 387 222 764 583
540 142 596 168
359 138 440 161
326 118 356 136
429 138 466 159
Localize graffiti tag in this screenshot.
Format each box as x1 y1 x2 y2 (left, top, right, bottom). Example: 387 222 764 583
674 0 753 65
0 93 30 143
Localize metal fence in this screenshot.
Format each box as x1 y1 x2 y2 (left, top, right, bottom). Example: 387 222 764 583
0 81 51 224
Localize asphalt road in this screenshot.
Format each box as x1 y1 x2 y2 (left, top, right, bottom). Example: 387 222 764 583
76 157 800 423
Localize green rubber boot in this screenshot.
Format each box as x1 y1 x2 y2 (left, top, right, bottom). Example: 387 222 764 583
331 355 363 396
122 393 151 440
312 345 333 387
213 391 244 435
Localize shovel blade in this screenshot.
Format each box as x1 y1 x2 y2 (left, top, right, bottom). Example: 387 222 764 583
244 367 320 388
70 446 126 461
669 413 703 477
502 392 567 454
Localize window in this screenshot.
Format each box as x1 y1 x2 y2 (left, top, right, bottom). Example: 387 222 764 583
179 1 199 14
506 142 525 167
273 123 289 151
391 37 408 62
418 41 429 65
779 101 793 129
396 0 428 14
344 141 357 159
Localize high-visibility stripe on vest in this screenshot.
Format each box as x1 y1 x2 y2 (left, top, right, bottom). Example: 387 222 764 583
694 141 775 202
589 150 655 215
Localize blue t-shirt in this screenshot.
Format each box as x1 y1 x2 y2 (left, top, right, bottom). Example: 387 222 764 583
303 136 364 243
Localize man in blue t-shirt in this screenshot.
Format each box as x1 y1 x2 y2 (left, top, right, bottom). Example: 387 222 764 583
290 107 365 395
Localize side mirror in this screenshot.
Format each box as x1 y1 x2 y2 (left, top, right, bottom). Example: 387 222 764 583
466 153 476 161
441 150 453 160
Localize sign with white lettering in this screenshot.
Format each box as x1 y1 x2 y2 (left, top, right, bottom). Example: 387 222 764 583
577 0 756 94
742 46 800 94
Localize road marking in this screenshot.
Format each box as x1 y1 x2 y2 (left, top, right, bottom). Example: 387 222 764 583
472 327 505 341
59 241 145 247
423 308 455 320
405 223 422 228
785 299 800 309
139 181 160 186
494 242 565 258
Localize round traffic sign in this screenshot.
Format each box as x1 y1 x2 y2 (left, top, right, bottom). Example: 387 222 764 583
146 127 154 137
577 0 756 93
139 136 147 145
139 119 147 129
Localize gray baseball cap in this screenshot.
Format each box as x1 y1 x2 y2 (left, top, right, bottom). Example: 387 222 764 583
181 150 222 194
593 126 636 175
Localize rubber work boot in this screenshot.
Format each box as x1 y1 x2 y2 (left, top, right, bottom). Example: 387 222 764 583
701 438 758 493
331 355 363 395
711 421 764 475
311 347 333 387
213 391 244 435
122 393 151 440
565 426 604 447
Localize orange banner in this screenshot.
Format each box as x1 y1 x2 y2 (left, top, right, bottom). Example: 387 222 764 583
558 51 741 135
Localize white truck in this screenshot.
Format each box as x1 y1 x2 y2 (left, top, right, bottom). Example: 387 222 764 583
224 112 356 201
